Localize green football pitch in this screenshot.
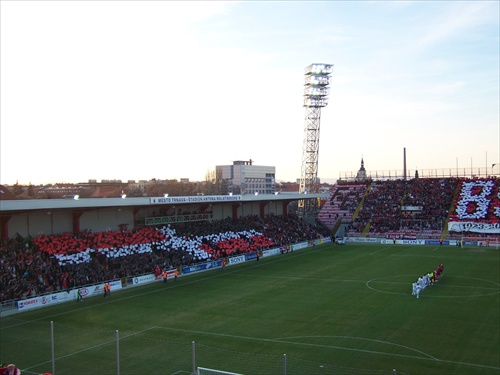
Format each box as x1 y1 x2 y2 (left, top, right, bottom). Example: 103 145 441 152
1 243 499 375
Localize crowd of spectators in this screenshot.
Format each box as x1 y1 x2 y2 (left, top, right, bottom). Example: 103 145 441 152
398 178 458 229
343 177 500 239
347 178 459 237
355 180 407 233
336 185 367 212
0 214 324 303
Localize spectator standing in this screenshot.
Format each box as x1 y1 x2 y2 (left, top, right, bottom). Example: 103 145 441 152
103 283 110 298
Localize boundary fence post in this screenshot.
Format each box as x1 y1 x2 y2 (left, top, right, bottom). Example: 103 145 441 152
116 330 120 375
192 340 196 375
50 321 55 375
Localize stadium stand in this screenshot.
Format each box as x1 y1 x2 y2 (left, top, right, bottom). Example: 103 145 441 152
317 184 367 229
0 214 322 303
344 178 460 238
2 178 498 305
319 177 499 241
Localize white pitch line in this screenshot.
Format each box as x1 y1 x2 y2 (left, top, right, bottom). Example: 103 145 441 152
369 246 393 255
21 326 158 372
152 326 500 371
277 335 438 360
1 247 325 331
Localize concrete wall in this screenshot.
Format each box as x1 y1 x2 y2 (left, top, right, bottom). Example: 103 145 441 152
79 209 135 233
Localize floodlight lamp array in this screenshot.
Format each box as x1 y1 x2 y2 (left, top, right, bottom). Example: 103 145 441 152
305 75 331 86
305 64 333 75
304 86 330 97
303 63 333 108
304 97 329 107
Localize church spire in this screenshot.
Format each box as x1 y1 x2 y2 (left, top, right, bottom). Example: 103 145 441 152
356 156 367 180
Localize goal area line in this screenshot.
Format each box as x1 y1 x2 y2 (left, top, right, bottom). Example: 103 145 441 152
197 366 243 375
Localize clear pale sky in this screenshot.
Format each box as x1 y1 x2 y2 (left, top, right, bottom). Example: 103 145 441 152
1 1 499 185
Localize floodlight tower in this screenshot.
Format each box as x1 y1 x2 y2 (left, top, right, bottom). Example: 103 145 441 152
298 63 333 213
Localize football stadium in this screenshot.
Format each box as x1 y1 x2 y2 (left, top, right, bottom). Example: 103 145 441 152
2 0 499 372
0 176 499 375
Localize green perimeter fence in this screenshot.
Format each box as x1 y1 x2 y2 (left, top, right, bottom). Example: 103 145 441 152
1 320 407 375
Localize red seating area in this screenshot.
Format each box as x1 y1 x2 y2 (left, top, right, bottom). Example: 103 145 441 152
33 227 167 255
318 184 367 229
31 214 321 263
199 235 276 259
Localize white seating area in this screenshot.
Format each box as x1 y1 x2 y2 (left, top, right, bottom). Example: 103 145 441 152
53 225 270 266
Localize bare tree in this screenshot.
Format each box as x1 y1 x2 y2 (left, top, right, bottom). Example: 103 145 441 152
202 169 228 195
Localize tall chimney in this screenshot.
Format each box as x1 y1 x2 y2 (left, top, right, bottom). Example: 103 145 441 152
403 148 407 180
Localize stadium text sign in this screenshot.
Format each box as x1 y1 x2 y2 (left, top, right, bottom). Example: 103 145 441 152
229 255 245 265
17 281 122 311
150 195 242 205
448 221 500 234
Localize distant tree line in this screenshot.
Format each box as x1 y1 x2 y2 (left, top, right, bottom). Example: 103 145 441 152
7 169 229 199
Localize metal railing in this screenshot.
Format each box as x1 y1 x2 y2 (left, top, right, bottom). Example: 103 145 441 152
338 167 499 181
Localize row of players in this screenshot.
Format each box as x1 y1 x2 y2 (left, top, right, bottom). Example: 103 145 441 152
412 264 444 298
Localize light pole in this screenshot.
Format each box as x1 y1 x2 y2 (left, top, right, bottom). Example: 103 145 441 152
299 63 333 215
